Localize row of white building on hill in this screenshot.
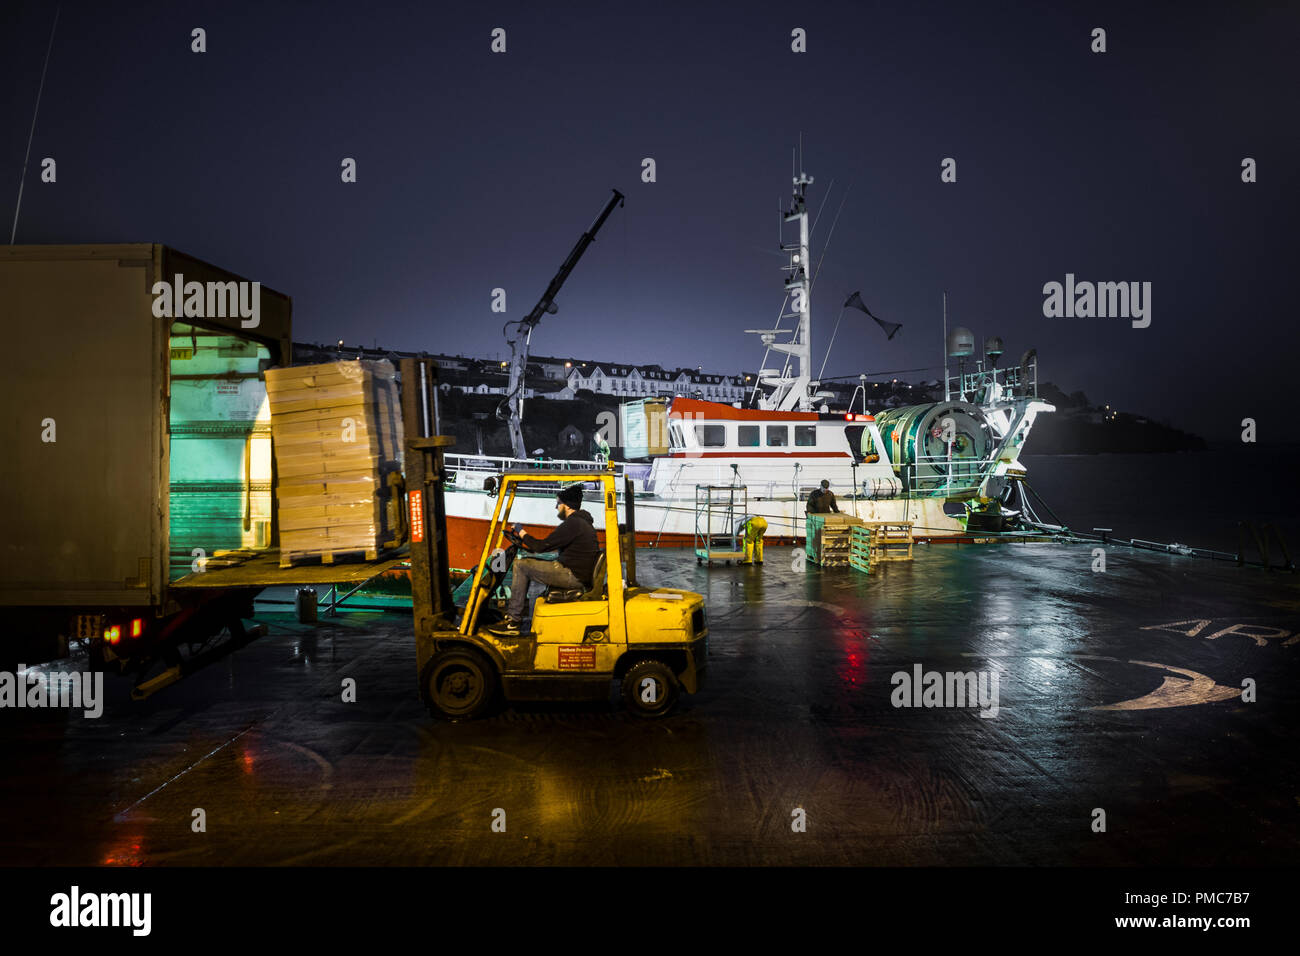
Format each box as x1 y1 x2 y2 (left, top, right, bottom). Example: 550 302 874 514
425 352 754 403
300 343 762 404
563 362 750 403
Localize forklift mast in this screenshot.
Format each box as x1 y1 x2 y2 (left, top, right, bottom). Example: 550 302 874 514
400 358 457 653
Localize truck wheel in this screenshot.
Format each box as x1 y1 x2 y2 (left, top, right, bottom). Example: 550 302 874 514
621 660 679 718
425 649 498 720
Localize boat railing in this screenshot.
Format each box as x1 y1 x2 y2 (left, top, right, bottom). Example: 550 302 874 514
447 452 623 472
902 454 997 496
947 361 1038 403
446 453 628 492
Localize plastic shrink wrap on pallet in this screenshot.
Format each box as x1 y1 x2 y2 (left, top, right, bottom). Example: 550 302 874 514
264 360 404 566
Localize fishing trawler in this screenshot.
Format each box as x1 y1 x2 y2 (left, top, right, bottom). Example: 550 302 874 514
441 164 1054 567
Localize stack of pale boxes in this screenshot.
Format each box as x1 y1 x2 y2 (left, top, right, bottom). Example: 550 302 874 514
264 360 404 567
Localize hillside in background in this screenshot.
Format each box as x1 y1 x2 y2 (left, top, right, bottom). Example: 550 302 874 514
1031 384 1207 454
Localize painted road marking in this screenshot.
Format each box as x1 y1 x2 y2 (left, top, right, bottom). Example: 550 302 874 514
1087 659 1240 712
1141 619 1296 647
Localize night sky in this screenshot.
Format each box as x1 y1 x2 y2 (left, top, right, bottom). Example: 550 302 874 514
4 0 1297 438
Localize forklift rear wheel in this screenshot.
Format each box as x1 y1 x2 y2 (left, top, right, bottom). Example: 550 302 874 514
621 659 680 718
425 648 498 720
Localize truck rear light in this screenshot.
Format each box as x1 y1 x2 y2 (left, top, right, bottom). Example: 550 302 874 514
105 625 121 644
130 618 143 638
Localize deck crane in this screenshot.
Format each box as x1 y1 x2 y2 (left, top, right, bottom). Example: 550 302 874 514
497 188 624 459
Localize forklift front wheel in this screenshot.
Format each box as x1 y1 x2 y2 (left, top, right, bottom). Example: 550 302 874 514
424 648 499 721
621 660 680 718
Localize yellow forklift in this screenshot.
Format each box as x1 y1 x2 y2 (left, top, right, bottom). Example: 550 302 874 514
401 359 708 720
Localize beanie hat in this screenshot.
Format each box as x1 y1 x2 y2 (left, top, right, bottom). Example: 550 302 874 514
557 483 585 508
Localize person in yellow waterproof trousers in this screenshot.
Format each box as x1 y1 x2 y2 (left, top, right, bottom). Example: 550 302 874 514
740 515 768 564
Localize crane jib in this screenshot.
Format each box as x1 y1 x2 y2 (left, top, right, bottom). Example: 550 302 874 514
504 188 625 459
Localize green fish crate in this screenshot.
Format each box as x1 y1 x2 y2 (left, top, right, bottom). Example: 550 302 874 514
849 525 874 573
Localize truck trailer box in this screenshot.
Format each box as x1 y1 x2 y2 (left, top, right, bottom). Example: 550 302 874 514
0 244 292 618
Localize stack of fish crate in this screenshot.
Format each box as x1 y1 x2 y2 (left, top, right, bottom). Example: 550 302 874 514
805 513 864 566
864 520 914 563
264 359 404 567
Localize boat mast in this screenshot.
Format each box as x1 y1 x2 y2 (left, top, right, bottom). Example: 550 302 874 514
943 291 949 402
749 160 815 411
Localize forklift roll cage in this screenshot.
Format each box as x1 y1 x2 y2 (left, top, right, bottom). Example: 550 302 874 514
461 469 637 640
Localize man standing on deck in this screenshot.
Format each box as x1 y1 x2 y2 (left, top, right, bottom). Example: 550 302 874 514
807 479 840 514
489 483 600 636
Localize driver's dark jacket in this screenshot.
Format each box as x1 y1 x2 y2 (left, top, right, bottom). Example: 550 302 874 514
521 509 600 587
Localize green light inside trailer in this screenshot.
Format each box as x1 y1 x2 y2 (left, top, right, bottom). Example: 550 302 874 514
167 323 274 580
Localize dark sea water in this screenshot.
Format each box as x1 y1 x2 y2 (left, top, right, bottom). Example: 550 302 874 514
1020 445 1300 557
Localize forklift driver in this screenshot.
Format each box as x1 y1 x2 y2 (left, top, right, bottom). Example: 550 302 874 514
490 482 600 636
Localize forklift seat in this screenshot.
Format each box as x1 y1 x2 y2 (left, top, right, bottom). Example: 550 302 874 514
545 552 607 603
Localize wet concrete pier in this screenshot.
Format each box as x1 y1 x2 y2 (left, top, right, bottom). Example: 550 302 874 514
2 541 1297 866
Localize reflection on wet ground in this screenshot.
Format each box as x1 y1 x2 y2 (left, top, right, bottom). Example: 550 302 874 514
2 541 1297 865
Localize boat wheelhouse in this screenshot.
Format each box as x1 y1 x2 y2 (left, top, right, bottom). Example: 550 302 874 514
647 397 892 503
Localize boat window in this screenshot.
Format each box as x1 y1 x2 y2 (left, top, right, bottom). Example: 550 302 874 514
738 425 760 447
794 425 816 447
669 422 684 448
694 423 726 447
766 425 788 447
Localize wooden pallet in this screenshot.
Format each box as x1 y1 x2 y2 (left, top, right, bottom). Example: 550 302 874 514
864 521 914 562
279 546 386 569
806 513 865 566
820 539 852 562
